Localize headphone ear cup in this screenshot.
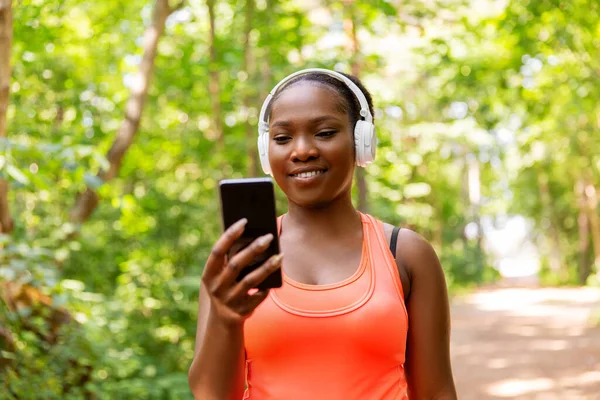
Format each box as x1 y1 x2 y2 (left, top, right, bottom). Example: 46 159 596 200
366 123 376 164
354 121 376 167
258 132 272 175
354 122 364 167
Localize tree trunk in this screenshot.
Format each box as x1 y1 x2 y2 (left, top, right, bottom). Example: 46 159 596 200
343 0 369 213
467 152 484 278
258 0 273 117
577 211 591 283
242 0 258 177
576 180 592 283
206 0 224 163
537 173 565 279
583 180 600 275
0 0 14 234
433 218 443 250
255 0 273 177
70 0 181 223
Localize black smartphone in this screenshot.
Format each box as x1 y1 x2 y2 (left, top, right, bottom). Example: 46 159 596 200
219 177 282 290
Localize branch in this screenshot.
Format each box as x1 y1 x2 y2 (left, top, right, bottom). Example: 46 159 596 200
169 0 185 13
70 0 172 223
206 0 224 162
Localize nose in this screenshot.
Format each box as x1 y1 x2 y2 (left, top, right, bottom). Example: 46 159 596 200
290 135 319 162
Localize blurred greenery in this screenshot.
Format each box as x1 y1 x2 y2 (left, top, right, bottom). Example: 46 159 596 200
1 0 599 398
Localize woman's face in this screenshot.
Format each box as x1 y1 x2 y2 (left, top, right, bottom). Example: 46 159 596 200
268 82 355 208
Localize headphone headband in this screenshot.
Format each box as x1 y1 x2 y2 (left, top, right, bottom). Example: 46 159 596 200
258 68 373 133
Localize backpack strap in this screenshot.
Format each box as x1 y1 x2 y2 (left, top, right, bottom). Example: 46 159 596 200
388 225 411 300
389 226 400 258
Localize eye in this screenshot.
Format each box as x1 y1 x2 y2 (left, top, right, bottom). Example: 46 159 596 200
317 130 337 137
273 135 291 144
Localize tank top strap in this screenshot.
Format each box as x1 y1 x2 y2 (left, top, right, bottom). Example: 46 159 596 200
361 213 406 302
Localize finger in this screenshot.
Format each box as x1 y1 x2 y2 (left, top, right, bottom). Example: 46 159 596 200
203 218 248 283
238 289 271 317
217 233 275 289
229 253 283 299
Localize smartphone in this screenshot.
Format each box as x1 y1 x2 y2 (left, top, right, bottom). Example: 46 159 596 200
219 177 282 290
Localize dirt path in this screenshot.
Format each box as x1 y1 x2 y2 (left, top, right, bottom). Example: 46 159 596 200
450 286 600 399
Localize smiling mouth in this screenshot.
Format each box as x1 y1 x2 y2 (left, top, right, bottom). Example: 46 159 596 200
290 169 327 178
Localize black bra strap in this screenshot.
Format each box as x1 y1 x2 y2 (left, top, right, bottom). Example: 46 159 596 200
390 226 400 258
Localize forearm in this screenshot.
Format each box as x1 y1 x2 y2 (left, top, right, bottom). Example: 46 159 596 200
188 313 246 400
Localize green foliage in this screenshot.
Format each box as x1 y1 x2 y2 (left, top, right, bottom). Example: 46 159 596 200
1 0 597 396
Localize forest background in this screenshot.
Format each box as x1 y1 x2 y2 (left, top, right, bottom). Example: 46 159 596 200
1 0 599 398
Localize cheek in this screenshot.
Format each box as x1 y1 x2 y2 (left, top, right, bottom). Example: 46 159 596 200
332 133 356 163
268 143 285 168
268 145 288 180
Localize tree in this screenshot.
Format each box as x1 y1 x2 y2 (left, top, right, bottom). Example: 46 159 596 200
342 0 369 213
0 0 13 234
70 0 184 223
206 0 224 168
242 0 258 177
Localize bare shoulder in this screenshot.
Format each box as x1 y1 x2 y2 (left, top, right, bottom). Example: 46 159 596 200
397 229 440 267
382 222 440 267
383 223 444 284
382 222 444 301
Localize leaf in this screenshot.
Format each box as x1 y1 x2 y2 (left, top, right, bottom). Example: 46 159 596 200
0 351 16 361
17 307 32 318
75 146 94 158
172 276 201 290
63 162 78 171
0 234 11 245
404 183 432 198
93 152 111 171
84 173 104 189
38 143 63 153
0 267 17 281
60 147 75 160
9 259 27 271
6 165 30 185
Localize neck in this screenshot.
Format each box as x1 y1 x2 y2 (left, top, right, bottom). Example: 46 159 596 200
284 192 361 236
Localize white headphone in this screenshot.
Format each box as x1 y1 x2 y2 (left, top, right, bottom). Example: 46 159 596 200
257 68 377 175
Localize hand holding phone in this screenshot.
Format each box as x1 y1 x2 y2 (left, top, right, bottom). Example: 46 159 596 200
199 178 283 326
201 218 283 325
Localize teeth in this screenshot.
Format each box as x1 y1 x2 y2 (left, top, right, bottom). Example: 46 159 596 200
294 170 324 178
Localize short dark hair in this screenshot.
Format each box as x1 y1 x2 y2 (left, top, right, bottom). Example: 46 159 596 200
269 71 375 129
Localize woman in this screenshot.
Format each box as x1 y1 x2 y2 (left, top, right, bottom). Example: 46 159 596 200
188 69 457 400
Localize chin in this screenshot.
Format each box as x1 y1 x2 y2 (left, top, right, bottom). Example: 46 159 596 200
284 187 330 208
273 169 354 209
287 184 352 210
292 196 334 209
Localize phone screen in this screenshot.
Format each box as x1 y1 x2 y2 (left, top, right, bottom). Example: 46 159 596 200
219 178 282 289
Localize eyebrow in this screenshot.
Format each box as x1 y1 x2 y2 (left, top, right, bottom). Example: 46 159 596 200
271 115 341 128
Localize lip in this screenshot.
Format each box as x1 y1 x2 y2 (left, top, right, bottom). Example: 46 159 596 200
289 171 327 184
288 167 328 176
288 167 328 184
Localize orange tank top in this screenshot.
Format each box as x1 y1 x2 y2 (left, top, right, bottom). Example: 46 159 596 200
243 213 409 400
